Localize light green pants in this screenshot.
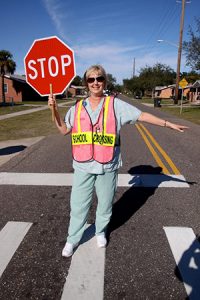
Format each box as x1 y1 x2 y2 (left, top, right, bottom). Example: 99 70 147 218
67 169 118 244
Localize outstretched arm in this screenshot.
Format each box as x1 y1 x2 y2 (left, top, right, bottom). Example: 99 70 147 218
48 94 71 135
138 112 189 132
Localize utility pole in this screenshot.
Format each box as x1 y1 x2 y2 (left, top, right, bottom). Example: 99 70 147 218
174 0 186 104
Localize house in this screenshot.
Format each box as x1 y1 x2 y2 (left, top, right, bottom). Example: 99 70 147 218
155 80 200 102
67 85 86 98
0 74 46 103
154 85 173 98
154 85 180 99
190 80 200 101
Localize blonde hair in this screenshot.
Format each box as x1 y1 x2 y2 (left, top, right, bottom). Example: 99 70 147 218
83 64 107 89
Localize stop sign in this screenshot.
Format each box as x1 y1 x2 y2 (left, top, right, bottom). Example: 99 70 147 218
24 36 76 96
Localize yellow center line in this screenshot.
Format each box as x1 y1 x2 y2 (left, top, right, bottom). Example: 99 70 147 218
135 124 170 174
136 124 180 175
139 124 180 175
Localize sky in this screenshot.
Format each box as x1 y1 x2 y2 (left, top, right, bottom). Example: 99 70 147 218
2 0 199 84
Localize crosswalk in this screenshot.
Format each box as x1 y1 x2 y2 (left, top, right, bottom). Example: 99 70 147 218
164 227 200 300
0 221 199 299
0 172 190 188
61 224 105 300
0 221 32 277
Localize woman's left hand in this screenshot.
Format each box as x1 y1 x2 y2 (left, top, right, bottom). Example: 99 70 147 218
166 121 189 132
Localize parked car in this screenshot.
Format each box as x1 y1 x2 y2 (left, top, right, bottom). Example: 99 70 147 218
135 95 142 99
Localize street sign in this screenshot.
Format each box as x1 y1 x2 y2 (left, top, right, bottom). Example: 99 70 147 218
179 78 188 89
24 36 76 96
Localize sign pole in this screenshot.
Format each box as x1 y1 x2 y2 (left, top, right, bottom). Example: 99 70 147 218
180 88 183 115
50 83 55 122
178 78 188 115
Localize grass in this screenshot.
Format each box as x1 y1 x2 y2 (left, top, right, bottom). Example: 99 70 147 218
161 106 200 125
0 104 42 115
137 97 200 125
0 107 68 141
141 98 175 105
0 99 74 116
0 97 199 142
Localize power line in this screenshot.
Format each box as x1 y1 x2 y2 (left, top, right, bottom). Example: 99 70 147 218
144 0 177 47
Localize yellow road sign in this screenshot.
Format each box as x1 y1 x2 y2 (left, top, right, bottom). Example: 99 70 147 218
179 78 188 89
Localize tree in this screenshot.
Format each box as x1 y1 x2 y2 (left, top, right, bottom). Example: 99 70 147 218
123 76 144 96
0 50 16 104
183 18 200 72
71 75 83 86
106 73 116 91
180 71 200 83
123 63 176 97
139 63 176 91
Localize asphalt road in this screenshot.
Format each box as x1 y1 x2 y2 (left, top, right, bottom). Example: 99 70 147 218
0 95 200 300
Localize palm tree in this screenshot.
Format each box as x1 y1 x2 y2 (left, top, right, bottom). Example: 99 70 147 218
0 50 16 104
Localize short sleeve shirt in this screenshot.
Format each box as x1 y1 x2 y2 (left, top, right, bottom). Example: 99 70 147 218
65 97 141 174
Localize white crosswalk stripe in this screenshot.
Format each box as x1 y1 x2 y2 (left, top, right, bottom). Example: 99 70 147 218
61 224 105 300
0 172 190 187
0 221 32 277
164 227 200 299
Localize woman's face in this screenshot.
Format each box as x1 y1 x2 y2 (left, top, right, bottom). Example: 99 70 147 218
86 71 105 97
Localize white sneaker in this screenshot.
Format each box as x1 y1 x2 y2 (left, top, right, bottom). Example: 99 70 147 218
62 242 78 257
96 234 107 248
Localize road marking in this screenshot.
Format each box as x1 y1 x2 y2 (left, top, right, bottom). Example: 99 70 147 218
164 227 200 299
0 172 190 187
118 173 189 187
136 124 170 174
136 124 180 175
0 221 32 277
61 224 105 300
139 124 180 174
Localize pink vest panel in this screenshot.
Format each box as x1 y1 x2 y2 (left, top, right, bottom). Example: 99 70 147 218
71 96 116 163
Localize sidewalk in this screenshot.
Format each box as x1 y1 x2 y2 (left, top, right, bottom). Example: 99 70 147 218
0 100 76 121
0 136 44 166
0 100 77 166
0 106 49 120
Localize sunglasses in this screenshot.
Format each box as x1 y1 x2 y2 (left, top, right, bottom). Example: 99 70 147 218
87 76 105 83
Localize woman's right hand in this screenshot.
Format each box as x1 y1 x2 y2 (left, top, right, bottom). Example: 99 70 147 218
48 94 58 110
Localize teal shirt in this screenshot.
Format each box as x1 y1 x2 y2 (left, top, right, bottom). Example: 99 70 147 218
65 97 141 174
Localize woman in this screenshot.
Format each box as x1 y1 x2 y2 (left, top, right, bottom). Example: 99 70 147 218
48 64 188 257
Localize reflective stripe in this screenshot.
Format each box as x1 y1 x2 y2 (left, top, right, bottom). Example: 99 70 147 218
77 100 83 133
103 96 110 133
93 133 115 146
72 132 115 146
72 132 92 145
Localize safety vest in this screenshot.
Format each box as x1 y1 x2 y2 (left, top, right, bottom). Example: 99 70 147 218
71 96 116 163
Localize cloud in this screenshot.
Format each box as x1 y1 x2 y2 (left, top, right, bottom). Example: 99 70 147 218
75 43 189 84
41 0 189 84
73 42 144 83
42 0 70 41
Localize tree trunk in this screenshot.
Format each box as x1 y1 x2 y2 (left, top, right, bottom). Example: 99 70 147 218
0 74 6 104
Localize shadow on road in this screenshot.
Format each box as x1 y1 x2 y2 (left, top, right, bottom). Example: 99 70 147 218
107 165 195 237
0 145 27 156
175 236 200 300
107 165 160 236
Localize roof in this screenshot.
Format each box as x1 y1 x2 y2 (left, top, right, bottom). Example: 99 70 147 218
70 85 86 89
155 85 174 91
155 83 194 90
155 86 167 91
192 80 200 88
5 74 26 83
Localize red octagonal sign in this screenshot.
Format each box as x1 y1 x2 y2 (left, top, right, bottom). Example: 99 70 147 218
24 36 76 96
